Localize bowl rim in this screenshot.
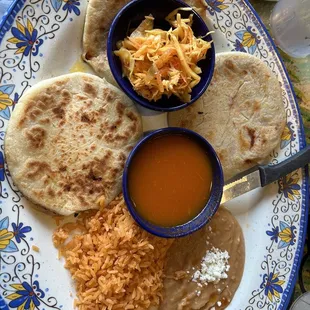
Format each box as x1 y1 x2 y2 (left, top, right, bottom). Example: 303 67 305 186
107 0 216 112
122 127 224 238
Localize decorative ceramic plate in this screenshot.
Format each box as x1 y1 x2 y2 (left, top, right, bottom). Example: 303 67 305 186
0 0 308 309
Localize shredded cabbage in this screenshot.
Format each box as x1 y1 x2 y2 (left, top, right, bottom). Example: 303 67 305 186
114 9 212 103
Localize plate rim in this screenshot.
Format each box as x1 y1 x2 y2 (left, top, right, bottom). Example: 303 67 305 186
0 0 308 309
242 1 309 308
0 0 26 43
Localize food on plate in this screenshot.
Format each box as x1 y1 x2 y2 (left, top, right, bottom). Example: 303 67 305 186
32 245 40 252
128 133 213 226
53 195 173 310
82 0 209 82
53 195 244 310
168 52 286 180
5 73 142 215
186 0 209 22
156 207 244 310
114 10 212 102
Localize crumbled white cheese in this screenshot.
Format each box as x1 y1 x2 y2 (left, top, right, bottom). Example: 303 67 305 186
192 247 230 284
210 307 215 310
217 301 222 307
196 290 201 296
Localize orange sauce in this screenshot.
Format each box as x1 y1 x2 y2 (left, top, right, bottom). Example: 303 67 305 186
128 134 213 227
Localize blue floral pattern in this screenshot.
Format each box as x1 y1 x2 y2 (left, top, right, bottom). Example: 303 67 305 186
0 217 18 253
278 172 301 201
0 151 4 182
235 26 261 54
281 122 295 149
11 223 31 244
63 0 80 16
0 0 80 308
278 221 296 249
205 0 228 15
0 85 14 114
50 0 62 12
1 253 59 310
7 281 45 309
262 272 285 303
7 19 43 56
266 226 279 243
0 206 60 309
249 254 290 308
267 220 297 250
234 38 246 53
0 80 29 121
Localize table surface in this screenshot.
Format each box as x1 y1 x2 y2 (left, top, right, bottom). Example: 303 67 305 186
0 0 309 306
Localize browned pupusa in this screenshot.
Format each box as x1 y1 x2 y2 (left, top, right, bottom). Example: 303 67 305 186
5 73 142 215
168 52 286 180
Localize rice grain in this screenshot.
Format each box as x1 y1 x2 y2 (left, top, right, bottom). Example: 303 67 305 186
53 196 173 310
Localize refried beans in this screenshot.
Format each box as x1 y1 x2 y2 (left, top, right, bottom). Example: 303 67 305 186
154 207 245 310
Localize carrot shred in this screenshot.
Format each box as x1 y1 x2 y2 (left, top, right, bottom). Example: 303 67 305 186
114 9 212 103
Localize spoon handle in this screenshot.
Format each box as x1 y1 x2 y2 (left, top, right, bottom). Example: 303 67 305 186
259 145 310 187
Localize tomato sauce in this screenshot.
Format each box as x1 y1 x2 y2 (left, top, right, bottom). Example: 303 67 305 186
128 134 213 227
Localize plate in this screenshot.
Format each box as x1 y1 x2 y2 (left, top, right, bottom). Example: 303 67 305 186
0 0 308 309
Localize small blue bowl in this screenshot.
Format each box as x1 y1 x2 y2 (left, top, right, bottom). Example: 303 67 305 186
122 128 224 238
107 0 215 112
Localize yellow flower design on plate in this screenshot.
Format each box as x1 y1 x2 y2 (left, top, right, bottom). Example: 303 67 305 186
281 122 295 149
0 91 13 111
206 0 229 12
6 281 45 309
0 229 14 250
281 125 291 141
279 228 293 244
7 19 43 56
262 272 285 302
0 217 18 252
235 27 260 54
278 172 301 201
242 31 256 48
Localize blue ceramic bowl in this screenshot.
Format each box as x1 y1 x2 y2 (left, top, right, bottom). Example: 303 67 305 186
107 0 215 112
122 128 224 238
